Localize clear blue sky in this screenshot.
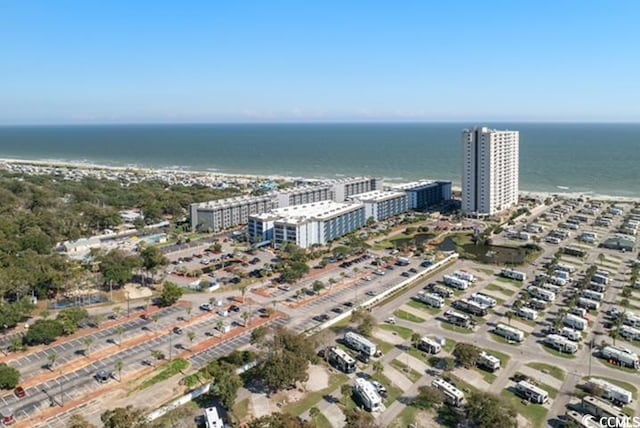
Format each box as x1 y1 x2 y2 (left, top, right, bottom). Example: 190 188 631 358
1 0 639 124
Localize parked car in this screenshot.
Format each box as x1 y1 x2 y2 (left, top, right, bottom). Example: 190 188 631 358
331 307 344 314
13 386 26 399
229 305 240 313
385 316 396 324
200 303 213 312
94 370 111 384
173 327 183 335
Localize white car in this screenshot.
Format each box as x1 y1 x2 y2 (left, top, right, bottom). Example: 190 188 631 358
385 316 396 324
371 380 387 395
199 303 213 311
279 285 291 292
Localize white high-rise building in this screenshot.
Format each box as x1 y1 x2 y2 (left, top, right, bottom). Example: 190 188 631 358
462 127 519 216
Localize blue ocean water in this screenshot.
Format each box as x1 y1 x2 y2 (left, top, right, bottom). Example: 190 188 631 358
0 123 638 197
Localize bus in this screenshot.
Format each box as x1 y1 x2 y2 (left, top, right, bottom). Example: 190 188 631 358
515 380 549 404
432 377 464 407
327 347 356 374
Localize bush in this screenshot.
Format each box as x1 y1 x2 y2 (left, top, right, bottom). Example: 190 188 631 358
24 319 65 345
0 364 20 389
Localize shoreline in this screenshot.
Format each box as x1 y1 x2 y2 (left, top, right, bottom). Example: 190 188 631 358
1 157 640 203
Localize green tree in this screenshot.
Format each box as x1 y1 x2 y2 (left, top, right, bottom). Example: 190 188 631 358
312 280 325 294
24 319 64 345
247 412 313 428
411 332 421 348
340 384 353 404
452 343 481 368
116 325 125 347
251 326 268 345
83 336 94 357
101 405 149 428
99 249 140 294
241 311 250 327
187 331 196 350
372 360 383 376
205 359 242 409
47 353 58 371
0 363 20 389
158 281 183 307
185 305 192 320
344 408 379 428
309 407 320 425
66 414 97 428
466 391 517 428
240 285 247 303
412 385 444 410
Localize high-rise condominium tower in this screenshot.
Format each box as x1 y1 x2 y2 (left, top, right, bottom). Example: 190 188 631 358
462 126 519 216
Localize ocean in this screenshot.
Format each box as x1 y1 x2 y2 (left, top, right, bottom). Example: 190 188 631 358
0 123 638 197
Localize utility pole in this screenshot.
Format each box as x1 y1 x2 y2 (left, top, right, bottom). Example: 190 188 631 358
126 292 131 317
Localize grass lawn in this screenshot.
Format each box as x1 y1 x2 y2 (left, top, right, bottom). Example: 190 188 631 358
407 346 427 361
478 268 496 276
390 359 422 383
371 373 404 404
329 317 351 332
487 349 511 368
393 405 421 428
284 373 349 416
486 283 516 296
313 413 332 428
478 369 497 384
500 389 548 428
407 299 442 315
540 345 577 359
379 324 414 340
232 398 250 422
526 362 566 381
442 338 457 353
582 376 638 398
371 337 395 355
441 322 473 335
496 277 525 286
138 358 190 390
446 373 479 395
394 309 426 323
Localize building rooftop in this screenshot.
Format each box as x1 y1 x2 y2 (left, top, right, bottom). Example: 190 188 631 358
349 190 406 202
389 180 449 191
252 200 363 225
275 184 332 195
193 194 273 210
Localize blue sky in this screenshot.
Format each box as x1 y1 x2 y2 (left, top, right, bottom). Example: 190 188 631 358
1 1 639 124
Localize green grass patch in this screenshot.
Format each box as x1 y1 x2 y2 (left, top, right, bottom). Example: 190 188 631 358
540 345 576 359
393 406 420 428
487 349 511 368
582 376 638 398
329 317 351 332
138 358 190 391
486 283 516 296
500 389 548 428
526 362 566 381
379 324 414 340
478 268 496 276
312 413 332 428
446 373 480 395
407 299 442 315
390 359 422 383
479 370 497 384
284 373 349 416
370 337 395 355
442 338 457 353
496 277 524 285
441 322 473 335
232 398 250 422
394 309 426 323
371 373 403 404
407 345 426 361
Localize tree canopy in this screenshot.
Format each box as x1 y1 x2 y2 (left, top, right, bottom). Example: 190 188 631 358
0 364 20 389
101 405 149 428
158 281 183 307
465 391 518 428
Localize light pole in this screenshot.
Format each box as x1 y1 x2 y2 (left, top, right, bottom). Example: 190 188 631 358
126 291 131 317
59 371 64 407
588 338 593 377
169 331 173 361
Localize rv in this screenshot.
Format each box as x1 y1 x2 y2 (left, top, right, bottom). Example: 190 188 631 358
204 407 224 428
453 299 489 317
564 410 600 428
344 332 378 357
444 310 471 328
560 327 582 342
620 325 640 341
515 380 549 404
432 377 464 407
454 270 476 283
623 312 640 328
587 378 633 405
327 347 357 374
581 289 604 302
470 293 497 308
494 323 525 343
588 282 607 293
544 334 578 354
527 286 556 302
582 396 628 423
417 337 442 354
570 307 588 318
443 275 469 290
414 291 444 308
600 346 640 369
501 268 527 282
563 246 587 257
396 257 410 266
354 378 383 412
540 282 561 294
477 352 501 371
426 283 454 298
564 313 588 331
528 298 548 310
517 306 539 321
555 263 577 273
526 224 544 233
578 297 600 311
592 274 609 285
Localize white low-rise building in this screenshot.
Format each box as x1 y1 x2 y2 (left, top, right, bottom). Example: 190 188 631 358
348 190 408 221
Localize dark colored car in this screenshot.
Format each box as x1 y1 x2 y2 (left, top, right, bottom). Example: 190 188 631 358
229 305 240 312
331 307 344 314
13 386 26 398
173 327 183 335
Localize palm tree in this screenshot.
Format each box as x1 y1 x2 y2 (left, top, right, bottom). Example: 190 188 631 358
240 286 247 303
241 311 250 327
216 320 225 336
145 297 151 311
151 349 163 364
83 337 94 357
116 325 125 347
113 306 122 319
115 360 124 382
93 314 105 329
47 353 58 371
340 384 352 404
505 310 514 326
185 306 192 321
152 313 160 335
609 327 620 347
411 332 421 349
187 331 196 350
